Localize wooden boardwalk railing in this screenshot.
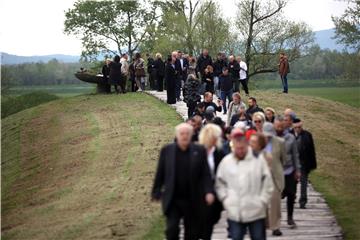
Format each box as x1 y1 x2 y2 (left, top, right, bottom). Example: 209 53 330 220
146 90 343 240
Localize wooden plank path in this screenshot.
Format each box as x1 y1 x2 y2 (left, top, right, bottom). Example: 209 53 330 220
146 90 343 240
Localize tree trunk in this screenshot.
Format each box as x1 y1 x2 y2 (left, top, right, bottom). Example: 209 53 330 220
245 0 255 81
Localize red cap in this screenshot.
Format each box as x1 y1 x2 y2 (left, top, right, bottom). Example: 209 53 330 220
231 128 245 139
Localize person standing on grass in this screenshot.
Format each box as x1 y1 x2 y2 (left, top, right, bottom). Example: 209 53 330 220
219 67 233 115
108 55 122 94
228 55 241 93
262 122 287 236
274 116 301 229
129 60 138 92
198 124 225 240
279 52 290 93
237 56 249 96
183 74 202 118
134 53 145 91
216 129 274 240
120 54 129 93
227 92 247 126
291 118 317 209
101 59 111 93
154 53 165 92
151 123 215 240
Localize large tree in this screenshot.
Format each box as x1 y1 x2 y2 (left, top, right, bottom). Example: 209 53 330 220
235 0 314 79
64 0 159 60
332 0 360 52
141 0 234 56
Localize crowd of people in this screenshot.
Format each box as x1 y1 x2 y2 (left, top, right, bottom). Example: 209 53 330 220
151 90 317 240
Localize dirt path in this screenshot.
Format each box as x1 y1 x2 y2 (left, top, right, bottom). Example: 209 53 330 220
147 90 346 240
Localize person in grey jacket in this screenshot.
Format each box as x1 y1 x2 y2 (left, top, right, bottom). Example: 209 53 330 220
274 116 301 229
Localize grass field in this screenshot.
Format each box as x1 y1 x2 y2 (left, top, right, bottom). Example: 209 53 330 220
5 84 95 97
1 93 182 240
1 87 360 239
290 87 360 108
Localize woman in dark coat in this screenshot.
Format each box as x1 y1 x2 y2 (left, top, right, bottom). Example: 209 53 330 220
101 59 111 93
198 124 225 240
154 53 165 91
183 74 201 118
165 55 177 104
108 55 122 94
202 65 215 94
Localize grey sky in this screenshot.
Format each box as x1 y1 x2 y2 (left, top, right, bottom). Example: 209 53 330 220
0 0 350 56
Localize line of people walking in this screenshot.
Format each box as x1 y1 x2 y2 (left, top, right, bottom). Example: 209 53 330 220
151 92 317 240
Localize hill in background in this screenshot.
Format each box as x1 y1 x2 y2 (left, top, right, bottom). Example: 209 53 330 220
0 28 351 65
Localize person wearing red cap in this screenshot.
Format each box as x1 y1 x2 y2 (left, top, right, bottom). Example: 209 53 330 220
215 131 274 240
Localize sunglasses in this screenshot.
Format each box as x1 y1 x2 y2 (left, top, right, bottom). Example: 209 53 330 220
254 120 262 123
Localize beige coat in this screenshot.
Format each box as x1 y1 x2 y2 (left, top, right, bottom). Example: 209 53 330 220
215 148 274 223
268 136 287 191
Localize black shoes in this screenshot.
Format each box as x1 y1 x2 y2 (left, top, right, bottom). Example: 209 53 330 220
272 229 283 236
288 218 297 229
300 204 306 209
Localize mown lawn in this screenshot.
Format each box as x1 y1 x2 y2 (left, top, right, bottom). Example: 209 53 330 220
1 93 182 240
290 87 360 108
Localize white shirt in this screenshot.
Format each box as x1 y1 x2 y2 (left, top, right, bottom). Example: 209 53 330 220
239 61 247 80
207 147 216 179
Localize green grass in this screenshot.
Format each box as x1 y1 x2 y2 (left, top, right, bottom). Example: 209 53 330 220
290 87 360 108
4 84 95 97
1 92 60 118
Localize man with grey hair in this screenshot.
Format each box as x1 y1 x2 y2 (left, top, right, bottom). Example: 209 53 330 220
274 116 301 229
152 123 214 240
262 122 287 236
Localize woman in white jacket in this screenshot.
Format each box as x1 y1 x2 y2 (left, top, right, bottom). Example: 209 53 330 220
215 129 274 240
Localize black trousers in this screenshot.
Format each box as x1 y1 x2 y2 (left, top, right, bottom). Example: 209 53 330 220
119 76 127 93
201 200 223 240
239 78 249 94
157 75 164 91
282 171 297 219
187 101 198 119
165 200 200 240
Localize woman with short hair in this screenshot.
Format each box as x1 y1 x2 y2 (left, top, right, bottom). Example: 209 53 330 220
154 53 165 91
198 123 225 240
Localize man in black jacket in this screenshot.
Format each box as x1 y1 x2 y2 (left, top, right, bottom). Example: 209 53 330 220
213 52 228 97
203 92 222 115
291 118 317 209
196 49 213 78
246 97 264 119
228 55 240 92
152 123 215 240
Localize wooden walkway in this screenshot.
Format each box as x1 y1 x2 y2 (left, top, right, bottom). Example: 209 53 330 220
146 90 343 240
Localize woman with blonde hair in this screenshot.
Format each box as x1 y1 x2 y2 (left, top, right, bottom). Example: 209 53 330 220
198 123 225 240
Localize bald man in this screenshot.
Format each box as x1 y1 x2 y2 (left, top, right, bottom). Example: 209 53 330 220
152 123 214 240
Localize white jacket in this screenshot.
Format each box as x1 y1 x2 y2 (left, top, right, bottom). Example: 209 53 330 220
215 148 274 223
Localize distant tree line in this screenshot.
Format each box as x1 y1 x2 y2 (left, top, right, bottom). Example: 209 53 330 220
1 59 85 88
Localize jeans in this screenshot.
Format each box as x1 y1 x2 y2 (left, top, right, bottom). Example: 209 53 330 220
220 90 233 114
233 78 240 92
214 76 220 97
228 218 266 240
281 74 288 93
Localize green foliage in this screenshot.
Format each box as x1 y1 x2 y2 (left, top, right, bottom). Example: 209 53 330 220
252 46 360 83
64 0 158 60
235 0 314 79
1 60 86 87
332 0 360 52
1 92 59 118
140 0 235 57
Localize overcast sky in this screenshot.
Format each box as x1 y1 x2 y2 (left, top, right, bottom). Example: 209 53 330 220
0 0 350 56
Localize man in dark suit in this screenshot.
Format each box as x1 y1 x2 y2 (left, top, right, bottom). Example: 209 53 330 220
291 118 317 209
152 123 215 240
